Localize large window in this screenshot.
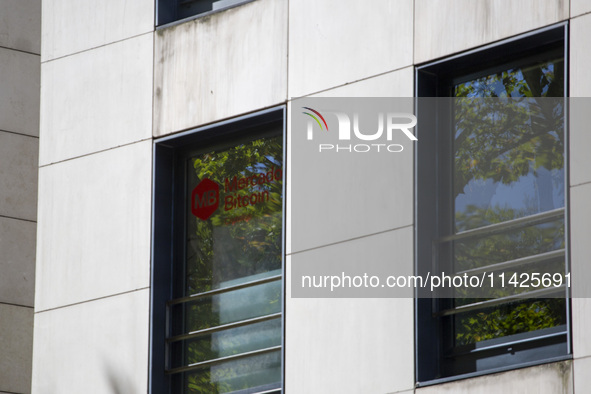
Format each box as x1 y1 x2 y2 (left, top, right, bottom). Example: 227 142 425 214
415 24 569 384
151 108 285 393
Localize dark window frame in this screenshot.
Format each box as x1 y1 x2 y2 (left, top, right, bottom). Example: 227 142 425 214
150 106 286 394
157 0 256 27
414 23 571 386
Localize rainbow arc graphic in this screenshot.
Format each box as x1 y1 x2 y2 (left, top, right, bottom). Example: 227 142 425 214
302 107 329 133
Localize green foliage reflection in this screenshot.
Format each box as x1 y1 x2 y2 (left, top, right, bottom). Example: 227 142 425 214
451 58 566 345
179 133 283 393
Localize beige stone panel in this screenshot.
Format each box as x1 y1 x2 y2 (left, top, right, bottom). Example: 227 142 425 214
289 0 413 97
42 0 154 61
285 70 413 255
0 304 33 393
569 98 591 187
571 0 591 18
286 228 415 393
31 290 149 393
0 47 40 137
39 33 153 165
0 216 36 307
573 357 591 393
35 141 152 311
571 183 591 358
0 0 41 53
415 0 568 64
154 0 287 136
570 14 591 97
416 361 572 393
0 132 38 221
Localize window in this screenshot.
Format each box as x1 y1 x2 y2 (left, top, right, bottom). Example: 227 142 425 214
151 107 285 394
157 0 253 26
415 24 569 384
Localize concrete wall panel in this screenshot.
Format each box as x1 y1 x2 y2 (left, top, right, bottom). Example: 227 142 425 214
573 357 591 393
571 182 591 358
286 228 414 392
0 0 41 53
0 216 36 306
39 33 153 165
153 0 287 136
35 141 152 311
415 0 568 64
42 0 154 61
416 361 572 394
569 99 591 187
571 0 591 18
0 48 40 137
0 132 38 221
31 290 149 393
289 0 413 97
570 14 591 97
0 304 33 394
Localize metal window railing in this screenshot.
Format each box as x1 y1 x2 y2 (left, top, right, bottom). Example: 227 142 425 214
433 207 566 316
165 274 283 375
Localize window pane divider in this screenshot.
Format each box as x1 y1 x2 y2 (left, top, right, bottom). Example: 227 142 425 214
435 285 566 317
439 208 564 243
165 345 282 375
167 312 282 343
168 274 282 306
447 327 567 357
455 248 565 276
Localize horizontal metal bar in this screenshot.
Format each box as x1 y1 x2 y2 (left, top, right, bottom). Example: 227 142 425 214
456 248 565 276
448 328 567 357
166 345 282 375
436 285 566 317
168 274 282 306
439 208 564 243
253 389 282 394
167 312 282 343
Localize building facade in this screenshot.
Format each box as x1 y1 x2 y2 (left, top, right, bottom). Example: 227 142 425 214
1 0 590 393
0 1 39 393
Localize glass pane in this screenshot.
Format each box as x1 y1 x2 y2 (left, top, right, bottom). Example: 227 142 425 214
171 318 281 368
453 58 564 230
453 101 564 230
449 57 565 346
454 59 564 98
453 299 566 346
172 278 282 335
453 219 564 272
178 0 247 20
185 134 283 295
179 351 281 394
173 131 283 393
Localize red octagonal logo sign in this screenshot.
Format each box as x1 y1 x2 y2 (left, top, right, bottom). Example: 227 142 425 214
191 178 219 220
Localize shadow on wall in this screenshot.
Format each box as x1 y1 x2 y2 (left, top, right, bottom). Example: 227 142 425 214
105 362 136 394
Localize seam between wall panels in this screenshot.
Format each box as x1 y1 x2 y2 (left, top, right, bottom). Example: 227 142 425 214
0 301 34 309
288 65 415 99
40 31 154 64
0 44 40 56
0 214 36 224
288 224 414 256
0 129 39 140
34 287 150 315
38 137 153 169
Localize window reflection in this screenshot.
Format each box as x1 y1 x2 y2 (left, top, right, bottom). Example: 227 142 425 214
450 58 566 345
172 132 283 393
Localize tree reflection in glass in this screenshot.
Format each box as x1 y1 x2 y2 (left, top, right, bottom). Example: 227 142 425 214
175 133 283 393
451 58 566 346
